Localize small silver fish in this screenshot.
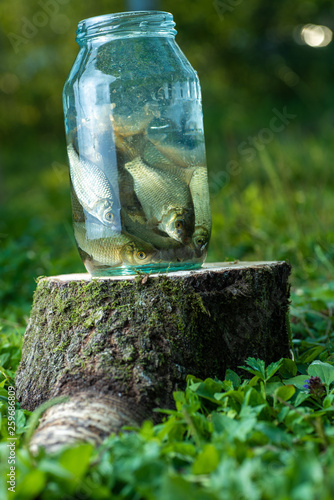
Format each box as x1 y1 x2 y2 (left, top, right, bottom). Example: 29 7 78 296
189 167 212 253
67 144 116 227
121 209 179 250
121 209 201 264
124 157 195 244
74 222 158 266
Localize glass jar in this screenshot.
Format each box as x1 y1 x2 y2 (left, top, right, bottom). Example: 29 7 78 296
63 11 211 276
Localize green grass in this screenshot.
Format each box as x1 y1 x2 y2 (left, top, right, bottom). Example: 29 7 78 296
208 130 334 284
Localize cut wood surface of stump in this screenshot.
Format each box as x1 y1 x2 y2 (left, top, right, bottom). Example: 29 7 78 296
16 261 292 453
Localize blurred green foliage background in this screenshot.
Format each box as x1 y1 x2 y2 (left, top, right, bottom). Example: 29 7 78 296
1 0 334 324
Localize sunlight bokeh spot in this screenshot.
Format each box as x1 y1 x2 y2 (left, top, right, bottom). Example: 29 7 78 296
301 24 332 47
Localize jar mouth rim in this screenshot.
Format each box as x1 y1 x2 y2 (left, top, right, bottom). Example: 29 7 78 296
77 11 176 43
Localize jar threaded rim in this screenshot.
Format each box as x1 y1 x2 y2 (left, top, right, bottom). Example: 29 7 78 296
76 11 177 44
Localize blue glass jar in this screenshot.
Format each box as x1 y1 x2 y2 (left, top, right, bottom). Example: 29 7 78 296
63 11 211 276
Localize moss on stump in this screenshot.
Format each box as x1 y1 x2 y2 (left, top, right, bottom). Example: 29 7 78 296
16 261 292 452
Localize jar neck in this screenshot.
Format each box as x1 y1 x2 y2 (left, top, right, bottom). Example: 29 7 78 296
76 11 177 45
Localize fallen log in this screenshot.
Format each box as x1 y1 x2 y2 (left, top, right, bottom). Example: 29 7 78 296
16 261 292 453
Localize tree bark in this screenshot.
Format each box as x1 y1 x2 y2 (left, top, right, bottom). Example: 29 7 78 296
16 261 292 453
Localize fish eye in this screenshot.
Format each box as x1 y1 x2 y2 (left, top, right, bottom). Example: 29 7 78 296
104 211 114 221
175 220 184 232
137 250 146 260
195 236 207 249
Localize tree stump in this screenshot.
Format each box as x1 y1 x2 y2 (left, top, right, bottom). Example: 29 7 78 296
16 261 292 453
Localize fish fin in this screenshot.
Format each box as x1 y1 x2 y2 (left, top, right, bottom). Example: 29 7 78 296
178 167 195 185
147 216 160 230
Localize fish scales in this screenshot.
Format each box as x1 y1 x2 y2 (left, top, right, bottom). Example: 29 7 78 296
70 185 85 223
74 223 131 265
74 222 157 266
124 157 193 221
143 141 195 184
67 144 114 212
143 141 175 169
189 167 212 230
